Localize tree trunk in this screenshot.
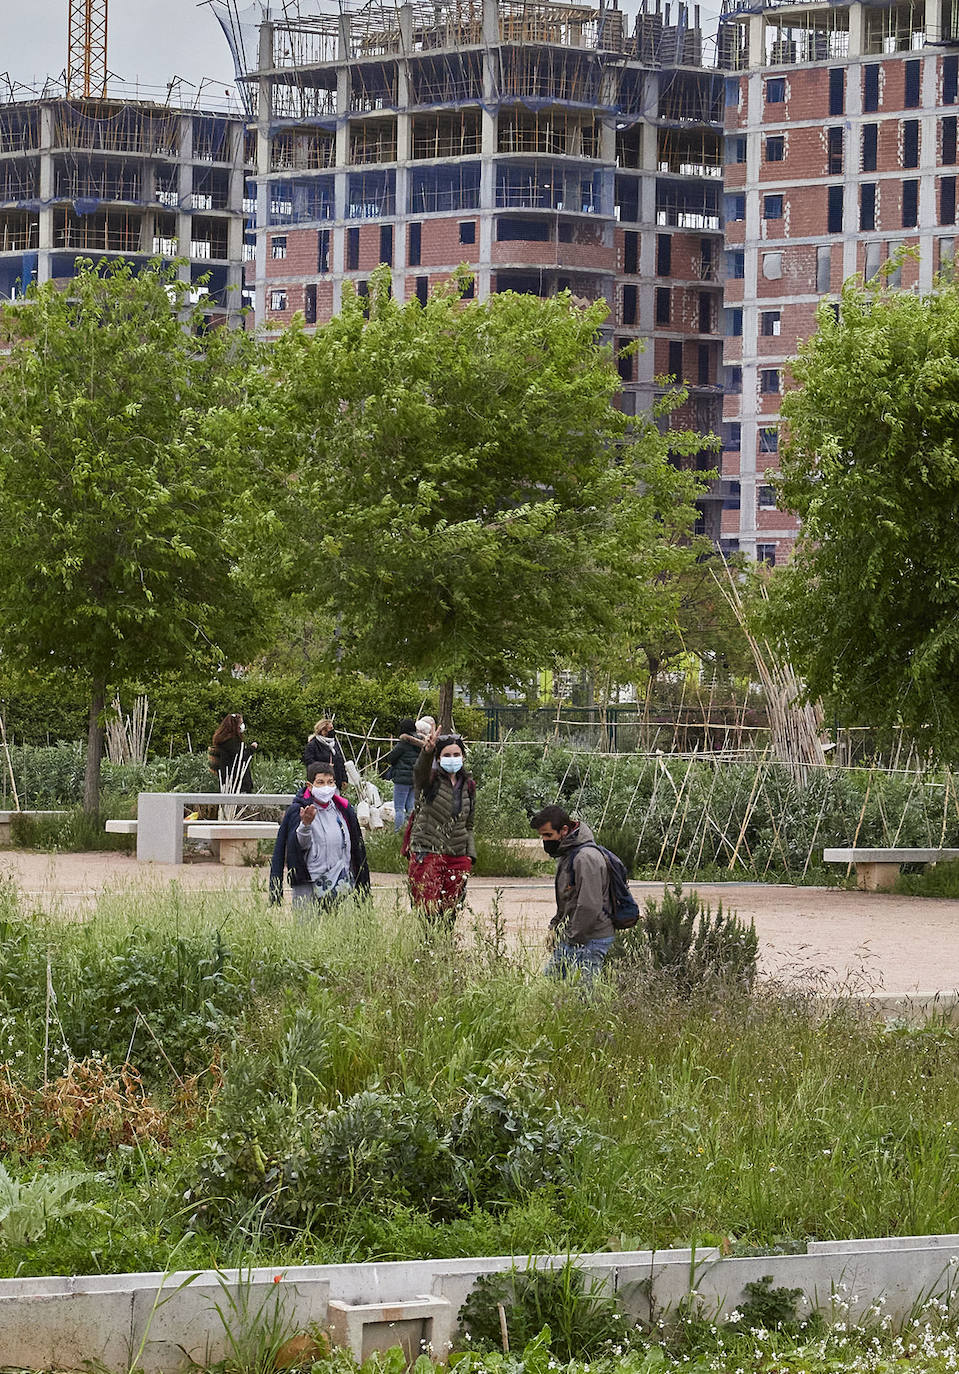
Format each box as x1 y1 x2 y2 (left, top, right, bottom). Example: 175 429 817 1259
438 678 455 734
83 675 106 816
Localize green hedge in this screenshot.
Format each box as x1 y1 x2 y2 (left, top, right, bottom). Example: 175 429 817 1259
0 668 485 757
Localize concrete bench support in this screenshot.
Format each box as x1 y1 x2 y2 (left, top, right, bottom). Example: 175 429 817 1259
823 847 959 891
135 793 292 864
327 1296 453 1363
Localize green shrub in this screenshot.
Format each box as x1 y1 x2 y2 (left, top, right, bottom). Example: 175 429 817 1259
613 884 758 992
457 1262 635 1360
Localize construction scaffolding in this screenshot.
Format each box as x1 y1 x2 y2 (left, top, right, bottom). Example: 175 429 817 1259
411 108 481 157
764 5 850 62
863 0 924 52
497 107 600 155
658 125 723 176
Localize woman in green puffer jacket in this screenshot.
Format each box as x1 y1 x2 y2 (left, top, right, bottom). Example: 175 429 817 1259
407 730 477 927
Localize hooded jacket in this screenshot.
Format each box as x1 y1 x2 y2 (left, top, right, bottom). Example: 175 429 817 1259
410 740 477 861
269 786 370 903
551 821 613 945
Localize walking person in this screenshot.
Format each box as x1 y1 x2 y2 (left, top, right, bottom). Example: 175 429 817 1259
269 761 370 910
209 712 257 793
408 729 476 928
379 717 424 832
531 805 614 985
303 718 348 793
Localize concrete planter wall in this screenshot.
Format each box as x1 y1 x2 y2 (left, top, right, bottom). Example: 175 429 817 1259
2 1236 958 1373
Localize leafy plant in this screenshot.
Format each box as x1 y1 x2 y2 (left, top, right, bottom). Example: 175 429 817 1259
729 1273 804 1333
0 1162 97 1246
613 884 758 992
457 1262 634 1360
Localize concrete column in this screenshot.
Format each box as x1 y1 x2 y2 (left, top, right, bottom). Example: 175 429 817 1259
925 0 943 44
848 2 865 58
176 115 193 288
748 13 765 68
37 105 54 284
336 68 350 165
254 20 274 326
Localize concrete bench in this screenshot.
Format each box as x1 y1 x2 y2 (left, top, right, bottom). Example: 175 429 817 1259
0 810 67 843
135 792 294 864
104 819 139 835
823 847 959 891
186 821 279 866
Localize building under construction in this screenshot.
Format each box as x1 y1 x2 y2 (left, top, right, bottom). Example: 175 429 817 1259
217 0 725 529
0 84 254 322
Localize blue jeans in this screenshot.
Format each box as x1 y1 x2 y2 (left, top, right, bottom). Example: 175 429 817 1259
544 937 614 986
393 782 415 831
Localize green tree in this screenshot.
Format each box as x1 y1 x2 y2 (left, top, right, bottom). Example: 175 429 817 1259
768 269 959 755
0 260 272 810
249 269 710 729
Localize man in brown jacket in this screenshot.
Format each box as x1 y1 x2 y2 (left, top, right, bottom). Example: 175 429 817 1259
531 805 614 984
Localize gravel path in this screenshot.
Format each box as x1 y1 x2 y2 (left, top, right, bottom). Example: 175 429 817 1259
1 849 957 1001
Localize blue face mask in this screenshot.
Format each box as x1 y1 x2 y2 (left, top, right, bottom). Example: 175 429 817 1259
440 755 464 774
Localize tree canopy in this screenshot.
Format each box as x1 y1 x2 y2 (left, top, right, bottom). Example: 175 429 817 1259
767 269 959 756
0 260 273 808
248 269 712 727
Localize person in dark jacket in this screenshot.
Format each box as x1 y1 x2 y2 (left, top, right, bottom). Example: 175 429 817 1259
302 718 348 791
209 712 257 793
379 718 424 832
531 804 613 985
269 761 370 909
408 730 476 927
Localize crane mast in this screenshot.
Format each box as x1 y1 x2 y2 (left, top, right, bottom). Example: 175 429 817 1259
67 0 109 98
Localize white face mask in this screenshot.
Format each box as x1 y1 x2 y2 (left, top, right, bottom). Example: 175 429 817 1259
440 755 463 774
238 722 246 733
311 784 336 803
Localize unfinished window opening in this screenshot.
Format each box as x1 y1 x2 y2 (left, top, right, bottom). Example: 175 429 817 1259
761 310 781 337
271 235 288 260
946 54 959 104
942 175 957 224
656 234 671 275
270 128 335 172
658 180 721 230
862 122 878 170
945 115 958 163
860 182 876 230
624 230 639 274
496 162 602 214
304 283 317 325
52 101 179 155
497 216 551 241
727 248 745 278
271 81 337 121
496 47 600 103
346 226 360 270
766 135 785 162
622 283 637 325
667 339 683 378
757 544 777 566
725 307 743 336
53 156 136 204
759 427 779 454
829 67 846 114
412 110 481 160
760 369 780 394
658 127 723 177
759 484 778 509
763 251 782 280
410 163 481 213
764 194 784 219
903 119 920 167
268 177 335 225
350 64 398 113
726 134 747 163
269 289 288 312
865 240 883 279
379 224 393 266
828 184 844 232
408 53 484 105
764 8 849 64
903 179 919 227
697 343 711 385
349 119 398 165
55 206 143 254
459 221 476 244
0 210 39 253
659 70 722 122
408 222 422 265
864 3 925 53
828 126 844 175
817 244 832 292
500 110 600 159
864 64 881 111
318 229 330 273
617 126 643 170
347 170 396 218
655 286 671 324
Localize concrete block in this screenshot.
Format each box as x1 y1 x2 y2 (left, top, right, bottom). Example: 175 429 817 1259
328 1296 453 1362
0 1288 134 1370
809 1234 959 1254
131 1273 330 1374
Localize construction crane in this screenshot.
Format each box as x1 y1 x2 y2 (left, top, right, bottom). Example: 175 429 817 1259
67 0 109 98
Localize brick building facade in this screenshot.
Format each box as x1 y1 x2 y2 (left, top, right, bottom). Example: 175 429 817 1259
717 0 959 562
235 0 727 537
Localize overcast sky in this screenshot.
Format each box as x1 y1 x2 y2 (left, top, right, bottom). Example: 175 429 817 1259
0 1 236 97
0 0 723 98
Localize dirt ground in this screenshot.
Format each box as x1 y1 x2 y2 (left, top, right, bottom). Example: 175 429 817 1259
1 848 957 1004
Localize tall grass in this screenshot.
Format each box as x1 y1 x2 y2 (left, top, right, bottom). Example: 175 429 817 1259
0 881 958 1277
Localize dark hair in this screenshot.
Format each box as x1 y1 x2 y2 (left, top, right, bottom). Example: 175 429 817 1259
435 733 466 756
530 805 572 831
212 712 243 746
307 761 336 782
398 717 416 735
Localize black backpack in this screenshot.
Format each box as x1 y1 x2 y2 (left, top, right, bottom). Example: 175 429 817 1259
569 841 640 930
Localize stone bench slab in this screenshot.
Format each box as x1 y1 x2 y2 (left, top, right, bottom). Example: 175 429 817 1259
186 821 278 866
823 847 959 892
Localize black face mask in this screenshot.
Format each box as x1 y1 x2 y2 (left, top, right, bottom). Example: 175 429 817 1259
543 837 562 857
